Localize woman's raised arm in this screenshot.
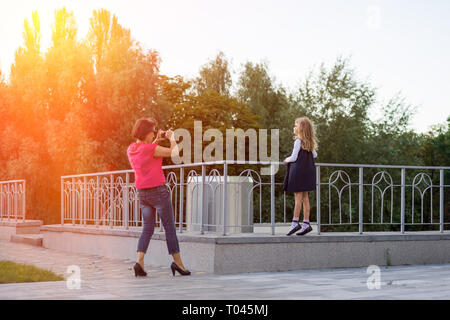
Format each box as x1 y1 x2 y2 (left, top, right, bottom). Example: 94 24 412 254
153 130 179 158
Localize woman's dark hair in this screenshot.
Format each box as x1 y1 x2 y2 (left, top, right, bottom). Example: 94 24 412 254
132 118 156 141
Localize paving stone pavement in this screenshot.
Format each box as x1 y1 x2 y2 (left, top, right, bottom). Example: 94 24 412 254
0 239 449 300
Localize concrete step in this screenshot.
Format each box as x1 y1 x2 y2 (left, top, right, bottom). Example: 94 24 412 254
10 233 43 247
0 219 43 241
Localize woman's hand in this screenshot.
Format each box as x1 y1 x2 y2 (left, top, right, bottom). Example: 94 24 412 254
153 129 178 158
165 129 175 142
152 130 165 144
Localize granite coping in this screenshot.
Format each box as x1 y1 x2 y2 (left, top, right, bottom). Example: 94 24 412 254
0 219 43 227
40 224 450 244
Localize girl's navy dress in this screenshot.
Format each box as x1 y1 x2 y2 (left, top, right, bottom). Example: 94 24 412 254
283 139 316 192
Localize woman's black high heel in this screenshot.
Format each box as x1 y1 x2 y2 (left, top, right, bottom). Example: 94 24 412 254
133 263 147 277
171 262 191 276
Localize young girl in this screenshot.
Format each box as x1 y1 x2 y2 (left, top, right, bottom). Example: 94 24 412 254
283 117 318 236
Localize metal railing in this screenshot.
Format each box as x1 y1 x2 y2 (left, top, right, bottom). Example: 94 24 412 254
0 180 26 222
60 161 450 235
316 164 449 234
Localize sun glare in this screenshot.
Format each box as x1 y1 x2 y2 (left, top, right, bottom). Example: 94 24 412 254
5 1 95 69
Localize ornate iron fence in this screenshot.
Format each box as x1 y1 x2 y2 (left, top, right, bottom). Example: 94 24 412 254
0 180 26 221
60 161 450 234
316 164 450 233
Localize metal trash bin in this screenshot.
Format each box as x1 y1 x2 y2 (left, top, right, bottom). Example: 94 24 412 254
186 176 254 233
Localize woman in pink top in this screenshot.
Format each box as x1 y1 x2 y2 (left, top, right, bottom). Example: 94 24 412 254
127 118 190 277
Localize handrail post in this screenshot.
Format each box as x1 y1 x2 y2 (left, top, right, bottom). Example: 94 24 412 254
133 183 138 228
179 167 184 233
61 178 64 226
0 184 3 221
83 176 87 226
359 167 363 234
222 162 228 236
270 163 275 235
440 169 444 233
22 180 26 220
95 176 100 227
200 164 205 234
316 165 321 235
124 172 129 230
14 182 17 222
400 168 405 234
110 174 114 229
7 184 10 222
72 178 75 225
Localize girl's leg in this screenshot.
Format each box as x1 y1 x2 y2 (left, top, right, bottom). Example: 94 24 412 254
287 192 304 235
302 192 311 221
293 192 303 219
298 192 313 235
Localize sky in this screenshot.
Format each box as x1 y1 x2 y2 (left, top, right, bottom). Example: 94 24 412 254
1 0 449 133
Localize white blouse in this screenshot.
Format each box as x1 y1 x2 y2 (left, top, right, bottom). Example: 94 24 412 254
283 139 317 163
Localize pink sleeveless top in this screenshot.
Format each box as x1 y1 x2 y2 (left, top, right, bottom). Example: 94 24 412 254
127 142 166 189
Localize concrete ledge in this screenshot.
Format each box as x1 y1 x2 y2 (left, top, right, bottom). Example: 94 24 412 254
0 220 43 227
10 234 43 246
41 224 450 274
41 224 450 243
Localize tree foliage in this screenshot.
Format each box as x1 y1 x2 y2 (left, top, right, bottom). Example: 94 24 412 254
194 51 232 97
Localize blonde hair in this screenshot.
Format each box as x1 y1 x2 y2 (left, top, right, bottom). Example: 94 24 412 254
292 117 318 152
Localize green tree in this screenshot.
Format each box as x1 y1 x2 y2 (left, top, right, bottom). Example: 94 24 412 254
369 94 421 165
419 117 450 167
9 11 45 138
85 9 161 171
167 88 261 177
236 60 294 160
45 8 92 121
4 11 53 221
294 57 375 164
194 51 232 97
170 89 260 132
156 75 192 128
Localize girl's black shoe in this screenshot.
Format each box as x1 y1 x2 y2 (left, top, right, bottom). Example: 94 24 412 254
171 262 191 276
296 223 313 236
133 263 147 277
286 222 301 236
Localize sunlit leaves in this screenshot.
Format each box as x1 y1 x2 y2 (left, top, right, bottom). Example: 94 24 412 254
51 7 77 47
